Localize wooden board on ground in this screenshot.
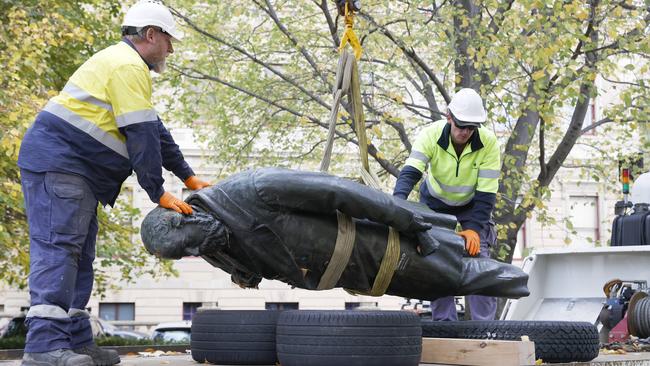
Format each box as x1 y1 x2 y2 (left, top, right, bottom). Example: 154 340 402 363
421 337 536 366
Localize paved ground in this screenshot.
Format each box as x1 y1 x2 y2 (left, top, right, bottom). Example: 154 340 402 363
108 353 650 365
1 352 650 365
102 354 197 365
0 354 197 366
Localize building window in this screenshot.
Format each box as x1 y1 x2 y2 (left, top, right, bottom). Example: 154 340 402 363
583 103 597 135
345 302 361 310
569 195 599 245
183 302 202 321
345 302 377 310
99 303 135 321
515 221 527 260
513 195 528 260
265 302 299 310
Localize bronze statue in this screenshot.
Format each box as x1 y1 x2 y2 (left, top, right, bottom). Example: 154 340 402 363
141 168 528 300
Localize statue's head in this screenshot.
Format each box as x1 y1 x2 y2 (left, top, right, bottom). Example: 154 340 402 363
141 206 229 259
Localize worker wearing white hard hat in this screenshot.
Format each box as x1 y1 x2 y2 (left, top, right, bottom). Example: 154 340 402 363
393 88 501 321
121 0 183 73
122 0 183 41
17 1 209 365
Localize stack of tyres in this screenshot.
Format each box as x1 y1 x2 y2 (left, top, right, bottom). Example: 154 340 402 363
191 309 422 366
610 208 650 246
191 310 280 365
276 310 422 366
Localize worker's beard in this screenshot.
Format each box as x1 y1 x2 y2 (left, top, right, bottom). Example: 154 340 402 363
153 59 167 74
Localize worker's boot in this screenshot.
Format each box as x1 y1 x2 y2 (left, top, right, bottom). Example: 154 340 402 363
73 343 120 365
22 349 94 366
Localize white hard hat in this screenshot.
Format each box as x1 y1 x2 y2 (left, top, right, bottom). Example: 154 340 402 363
122 0 183 41
447 88 487 126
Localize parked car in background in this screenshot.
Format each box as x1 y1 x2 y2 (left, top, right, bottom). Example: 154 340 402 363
400 298 465 320
401 299 431 318
96 318 149 340
0 312 28 339
151 321 191 343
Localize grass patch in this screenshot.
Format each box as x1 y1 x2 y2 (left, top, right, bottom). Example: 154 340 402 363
0 336 188 350
0 337 25 350
96 336 189 347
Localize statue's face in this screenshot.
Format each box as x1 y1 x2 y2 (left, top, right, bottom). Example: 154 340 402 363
141 207 216 259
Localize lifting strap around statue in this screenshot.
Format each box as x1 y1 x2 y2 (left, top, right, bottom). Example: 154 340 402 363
320 50 381 187
317 211 355 290
367 227 400 296
316 211 400 297
316 51 400 297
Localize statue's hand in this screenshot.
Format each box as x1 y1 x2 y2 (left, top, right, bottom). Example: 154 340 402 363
409 213 433 232
415 229 440 256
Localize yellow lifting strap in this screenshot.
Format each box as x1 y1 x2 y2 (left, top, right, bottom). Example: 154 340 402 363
316 211 356 290
352 227 401 297
320 51 373 178
338 3 363 60
316 8 400 296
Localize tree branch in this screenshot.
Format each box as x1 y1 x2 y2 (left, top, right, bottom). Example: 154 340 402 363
486 0 515 35
361 12 451 103
540 81 593 186
172 8 332 111
254 0 332 89
173 65 399 176
407 58 440 116
316 0 340 48
539 118 546 176
497 81 541 212
173 65 331 134
580 117 613 135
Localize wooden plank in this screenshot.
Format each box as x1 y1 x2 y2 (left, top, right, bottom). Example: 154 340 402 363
421 337 536 366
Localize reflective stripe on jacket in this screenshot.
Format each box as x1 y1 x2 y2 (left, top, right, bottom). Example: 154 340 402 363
404 120 500 206
47 41 155 157
18 41 193 205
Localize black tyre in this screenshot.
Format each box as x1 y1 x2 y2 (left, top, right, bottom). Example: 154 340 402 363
191 309 280 365
276 310 422 366
421 320 599 363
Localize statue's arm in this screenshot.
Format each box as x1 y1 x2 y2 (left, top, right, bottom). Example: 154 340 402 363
253 168 432 232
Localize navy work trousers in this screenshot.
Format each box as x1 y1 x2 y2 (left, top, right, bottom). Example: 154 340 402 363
429 208 498 321
20 170 98 352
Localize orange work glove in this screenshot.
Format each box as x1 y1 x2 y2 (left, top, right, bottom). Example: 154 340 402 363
458 229 480 256
184 176 210 191
159 191 193 215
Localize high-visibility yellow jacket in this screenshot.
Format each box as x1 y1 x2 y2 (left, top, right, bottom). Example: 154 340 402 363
18 40 193 205
394 120 500 232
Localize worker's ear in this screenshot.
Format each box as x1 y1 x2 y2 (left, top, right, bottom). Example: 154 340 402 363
145 27 157 43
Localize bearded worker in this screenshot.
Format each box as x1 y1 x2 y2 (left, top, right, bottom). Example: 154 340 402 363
17 2 209 365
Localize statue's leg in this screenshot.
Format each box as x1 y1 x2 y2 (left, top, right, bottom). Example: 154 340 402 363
465 239 498 319
384 223 529 300
455 257 529 298
465 222 497 319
